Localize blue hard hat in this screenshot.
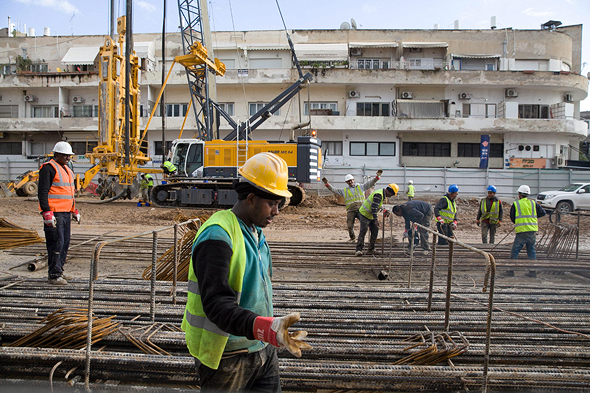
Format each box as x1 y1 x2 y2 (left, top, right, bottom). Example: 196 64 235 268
487 185 497 193
448 184 459 193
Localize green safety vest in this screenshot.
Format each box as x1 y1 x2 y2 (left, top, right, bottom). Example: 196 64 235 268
145 174 154 187
359 189 385 220
343 184 365 210
439 196 457 224
479 199 500 224
407 184 415 197
163 161 177 172
513 198 538 233
182 210 250 370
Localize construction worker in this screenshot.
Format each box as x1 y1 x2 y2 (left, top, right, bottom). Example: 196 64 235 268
510 184 546 260
435 184 459 245
140 173 154 204
392 200 433 254
38 141 80 285
182 152 312 391
406 180 415 201
477 185 503 244
355 183 399 256
322 170 382 242
161 160 177 176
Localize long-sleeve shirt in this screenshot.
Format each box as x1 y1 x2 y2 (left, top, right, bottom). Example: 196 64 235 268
510 199 546 223
476 196 504 223
434 194 458 221
400 200 432 230
326 177 379 210
38 163 57 213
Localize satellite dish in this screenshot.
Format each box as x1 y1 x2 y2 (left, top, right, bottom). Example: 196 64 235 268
340 22 351 30
351 18 357 29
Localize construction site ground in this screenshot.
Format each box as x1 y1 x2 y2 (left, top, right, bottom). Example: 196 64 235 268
2 193 590 392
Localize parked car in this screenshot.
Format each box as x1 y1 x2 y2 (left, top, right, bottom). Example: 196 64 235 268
536 183 590 213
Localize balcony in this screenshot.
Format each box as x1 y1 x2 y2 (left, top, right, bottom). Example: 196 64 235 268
0 71 100 88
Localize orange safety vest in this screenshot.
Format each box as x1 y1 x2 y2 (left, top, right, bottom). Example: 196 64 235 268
39 159 76 213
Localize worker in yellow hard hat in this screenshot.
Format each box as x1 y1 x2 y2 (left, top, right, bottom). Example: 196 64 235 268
182 152 312 391
355 183 399 256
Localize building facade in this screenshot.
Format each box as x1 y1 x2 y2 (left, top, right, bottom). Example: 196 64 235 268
0 25 587 177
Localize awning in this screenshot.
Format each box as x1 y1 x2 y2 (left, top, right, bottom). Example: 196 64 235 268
396 99 445 103
451 53 501 59
61 47 100 65
134 42 155 61
241 45 289 51
349 42 398 48
293 43 348 61
402 42 448 48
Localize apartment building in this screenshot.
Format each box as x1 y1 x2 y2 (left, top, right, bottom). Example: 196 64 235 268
0 24 587 174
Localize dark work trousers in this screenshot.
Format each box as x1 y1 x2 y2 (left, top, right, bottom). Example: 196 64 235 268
44 212 71 280
346 209 361 240
436 222 454 245
356 215 378 252
481 221 498 244
196 344 281 393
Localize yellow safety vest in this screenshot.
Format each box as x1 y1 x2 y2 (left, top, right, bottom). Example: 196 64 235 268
407 184 415 197
359 189 385 220
439 196 457 224
343 184 365 210
513 198 538 233
479 199 500 224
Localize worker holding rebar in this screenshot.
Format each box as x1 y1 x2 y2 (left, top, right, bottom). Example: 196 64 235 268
182 152 311 392
38 141 79 286
434 184 459 245
322 170 382 242
392 200 433 254
510 185 546 260
476 185 503 244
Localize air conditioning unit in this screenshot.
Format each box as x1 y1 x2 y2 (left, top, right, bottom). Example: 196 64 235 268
458 92 471 100
72 96 84 103
401 91 413 99
505 89 518 98
24 95 37 102
556 155 566 168
564 94 573 102
349 90 360 98
350 48 362 56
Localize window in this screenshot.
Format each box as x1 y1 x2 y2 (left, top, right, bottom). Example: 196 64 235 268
72 105 98 117
0 142 22 155
249 103 280 116
462 104 497 119
357 59 388 69
518 104 549 119
486 104 496 118
154 141 173 156
249 58 282 69
70 141 98 155
219 59 236 69
0 105 18 118
70 64 94 72
32 106 59 118
350 142 396 156
1 65 12 75
403 142 451 157
167 104 188 118
356 102 390 117
323 141 343 155
218 103 234 116
304 102 338 116
29 63 48 73
458 143 503 158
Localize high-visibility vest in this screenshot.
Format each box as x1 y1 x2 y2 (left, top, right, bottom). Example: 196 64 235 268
182 210 268 369
439 196 457 224
39 159 75 213
144 174 154 186
407 184 415 197
480 199 500 224
513 198 538 233
359 189 385 220
163 161 177 172
343 184 365 210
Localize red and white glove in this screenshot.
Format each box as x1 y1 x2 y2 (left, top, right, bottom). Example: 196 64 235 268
72 209 81 224
253 312 312 357
451 220 458 230
321 177 329 187
403 229 409 238
436 216 444 224
42 211 56 227
376 169 383 180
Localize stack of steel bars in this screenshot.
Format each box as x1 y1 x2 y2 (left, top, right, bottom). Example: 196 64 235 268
0 218 43 250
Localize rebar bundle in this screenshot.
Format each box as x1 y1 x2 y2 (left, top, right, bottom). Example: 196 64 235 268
394 331 469 366
0 218 43 250
537 223 579 259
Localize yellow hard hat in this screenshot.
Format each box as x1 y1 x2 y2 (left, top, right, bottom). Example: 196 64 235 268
238 152 292 198
387 183 399 196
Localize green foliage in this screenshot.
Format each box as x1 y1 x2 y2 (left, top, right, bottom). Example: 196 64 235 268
16 55 32 72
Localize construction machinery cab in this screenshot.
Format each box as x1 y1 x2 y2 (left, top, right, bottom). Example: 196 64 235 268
170 139 205 177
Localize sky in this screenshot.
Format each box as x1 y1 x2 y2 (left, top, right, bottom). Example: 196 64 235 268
4 0 590 111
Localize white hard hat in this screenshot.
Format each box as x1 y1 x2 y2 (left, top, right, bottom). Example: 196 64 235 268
408 180 413 184
344 174 354 182
517 185 531 195
52 141 74 155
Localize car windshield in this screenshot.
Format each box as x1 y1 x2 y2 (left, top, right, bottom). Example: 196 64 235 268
559 184 583 192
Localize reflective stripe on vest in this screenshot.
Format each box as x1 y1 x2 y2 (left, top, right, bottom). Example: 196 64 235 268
39 159 75 212
514 198 538 233
343 184 365 209
480 199 500 223
440 196 456 224
407 184 415 197
182 210 247 370
359 189 385 220
163 161 177 172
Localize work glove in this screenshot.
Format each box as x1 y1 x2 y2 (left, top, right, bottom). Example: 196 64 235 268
376 169 383 179
72 209 81 224
451 220 458 230
497 221 502 227
436 216 444 225
383 209 390 218
42 211 56 227
403 229 409 239
321 177 329 186
253 312 312 357
476 220 480 227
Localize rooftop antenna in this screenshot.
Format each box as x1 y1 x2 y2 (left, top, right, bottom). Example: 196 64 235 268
340 21 350 30
351 18 357 30
69 12 75 36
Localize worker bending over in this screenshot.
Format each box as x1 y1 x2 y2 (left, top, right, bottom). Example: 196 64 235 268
392 200 433 254
510 185 546 260
182 152 312 392
355 183 399 256
161 160 177 176
38 142 80 285
476 185 503 244
435 185 459 245
140 174 154 204
406 180 415 201
322 170 382 242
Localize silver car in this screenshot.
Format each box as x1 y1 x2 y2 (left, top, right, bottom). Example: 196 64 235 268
536 183 590 213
